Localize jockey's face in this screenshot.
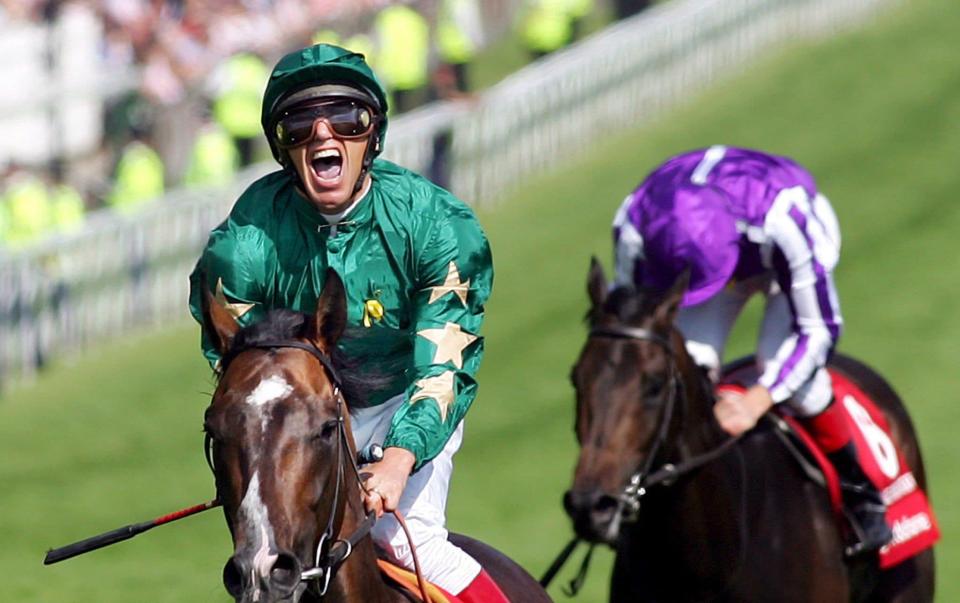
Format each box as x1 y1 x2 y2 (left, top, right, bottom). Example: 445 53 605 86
287 110 372 213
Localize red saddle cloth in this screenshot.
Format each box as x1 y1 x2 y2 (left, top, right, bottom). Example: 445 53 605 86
718 368 939 569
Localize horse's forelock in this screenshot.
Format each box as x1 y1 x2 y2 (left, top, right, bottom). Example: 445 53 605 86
219 310 395 407
601 285 662 326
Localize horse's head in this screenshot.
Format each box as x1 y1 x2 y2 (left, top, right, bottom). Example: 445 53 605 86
563 258 694 545
200 272 352 603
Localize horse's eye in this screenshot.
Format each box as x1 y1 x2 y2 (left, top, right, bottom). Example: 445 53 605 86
643 376 667 400
316 419 339 440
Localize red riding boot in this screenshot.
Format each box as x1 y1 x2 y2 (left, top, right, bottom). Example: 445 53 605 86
456 569 510 603
801 398 893 556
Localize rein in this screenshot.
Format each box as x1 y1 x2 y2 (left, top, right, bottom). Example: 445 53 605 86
211 339 415 599
541 324 740 592
588 325 739 518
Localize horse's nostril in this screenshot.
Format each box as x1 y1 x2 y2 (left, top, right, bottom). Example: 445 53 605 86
593 494 619 515
222 555 245 598
269 552 302 593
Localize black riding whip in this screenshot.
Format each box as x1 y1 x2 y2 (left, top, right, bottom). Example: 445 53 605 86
43 499 220 565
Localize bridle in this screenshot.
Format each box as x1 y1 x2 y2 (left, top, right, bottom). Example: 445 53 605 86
542 324 741 593
587 325 740 518
206 339 376 598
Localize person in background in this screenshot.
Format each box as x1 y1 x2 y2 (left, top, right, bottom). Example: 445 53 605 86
374 3 430 113
517 0 573 60
613 145 892 556
47 160 85 236
188 43 507 601
2 164 51 249
435 0 482 95
107 128 165 213
212 52 269 165
184 113 240 187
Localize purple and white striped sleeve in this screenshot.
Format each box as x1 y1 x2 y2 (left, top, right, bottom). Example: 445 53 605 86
758 187 843 403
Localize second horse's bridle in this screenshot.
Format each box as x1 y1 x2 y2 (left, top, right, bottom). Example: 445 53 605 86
587 325 740 519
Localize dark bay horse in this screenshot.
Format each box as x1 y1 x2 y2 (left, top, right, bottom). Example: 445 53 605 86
563 259 934 602
200 271 550 603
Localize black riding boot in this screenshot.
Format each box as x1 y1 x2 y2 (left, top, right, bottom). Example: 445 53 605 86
827 443 893 556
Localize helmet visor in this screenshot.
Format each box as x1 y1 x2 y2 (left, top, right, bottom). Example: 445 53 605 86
273 100 377 148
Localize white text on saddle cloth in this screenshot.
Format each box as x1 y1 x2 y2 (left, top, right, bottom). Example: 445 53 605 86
832 373 940 569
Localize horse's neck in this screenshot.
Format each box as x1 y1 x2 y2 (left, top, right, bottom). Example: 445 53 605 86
672 347 728 457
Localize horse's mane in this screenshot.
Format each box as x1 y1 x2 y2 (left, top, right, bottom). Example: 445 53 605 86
221 308 396 406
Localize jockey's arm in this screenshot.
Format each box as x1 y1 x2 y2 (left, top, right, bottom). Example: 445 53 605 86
188 222 274 369
757 196 842 403
382 201 494 473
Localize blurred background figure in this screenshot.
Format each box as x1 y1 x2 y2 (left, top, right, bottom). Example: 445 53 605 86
374 3 430 113
517 0 573 60
210 52 269 166
183 111 240 188
47 160 86 237
2 164 50 250
107 128 165 213
435 0 483 95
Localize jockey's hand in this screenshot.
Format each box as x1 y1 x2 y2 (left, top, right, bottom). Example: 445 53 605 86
362 447 416 517
714 384 774 437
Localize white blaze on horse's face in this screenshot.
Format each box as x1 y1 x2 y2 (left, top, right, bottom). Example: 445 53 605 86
247 374 294 407
238 373 292 597
246 373 294 432
239 472 279 599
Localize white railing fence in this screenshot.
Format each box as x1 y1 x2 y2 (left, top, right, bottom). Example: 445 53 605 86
0 0 898 389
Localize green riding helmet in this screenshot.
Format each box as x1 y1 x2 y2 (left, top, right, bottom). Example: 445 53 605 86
261 44 390 166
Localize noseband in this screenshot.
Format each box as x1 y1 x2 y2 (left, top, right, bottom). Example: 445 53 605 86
206 339 376 597
588 325 740 519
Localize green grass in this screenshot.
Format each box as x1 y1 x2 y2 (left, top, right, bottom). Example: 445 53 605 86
4 0 959 600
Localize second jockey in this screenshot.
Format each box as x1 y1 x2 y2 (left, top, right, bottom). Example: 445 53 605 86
613 145 893 555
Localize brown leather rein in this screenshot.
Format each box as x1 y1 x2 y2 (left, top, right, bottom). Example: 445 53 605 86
541 325 740 593
208 340 430 601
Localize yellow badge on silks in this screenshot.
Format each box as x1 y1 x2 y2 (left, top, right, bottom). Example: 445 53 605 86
362 299 384 327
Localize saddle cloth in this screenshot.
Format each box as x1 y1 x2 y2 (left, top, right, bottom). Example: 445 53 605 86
719 367 939 569
377 559 457 603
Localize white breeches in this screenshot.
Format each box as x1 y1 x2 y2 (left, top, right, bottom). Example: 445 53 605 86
676 275 833 417
349 395 481 594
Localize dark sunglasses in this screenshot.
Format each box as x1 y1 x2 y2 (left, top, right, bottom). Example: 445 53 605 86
274 101 376 148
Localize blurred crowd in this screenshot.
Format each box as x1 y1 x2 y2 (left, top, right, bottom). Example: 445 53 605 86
0 0 652 253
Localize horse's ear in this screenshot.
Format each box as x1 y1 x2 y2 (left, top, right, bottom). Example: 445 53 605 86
312 269 347 346
201 275 240 355
653 268 690 326
587 256 608 312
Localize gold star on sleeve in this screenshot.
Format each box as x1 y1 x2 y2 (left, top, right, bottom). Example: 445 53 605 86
427 261 470 307
215 278 255 319
410 371 456 422
417 322 478 369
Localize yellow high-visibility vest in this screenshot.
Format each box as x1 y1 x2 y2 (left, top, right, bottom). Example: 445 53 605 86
185 124 239 187
437 0 480 65
213 53 269 139
519 0 572 54
108 141 165 213
374 5 429 92
50 184 85 233
4 174 51 248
